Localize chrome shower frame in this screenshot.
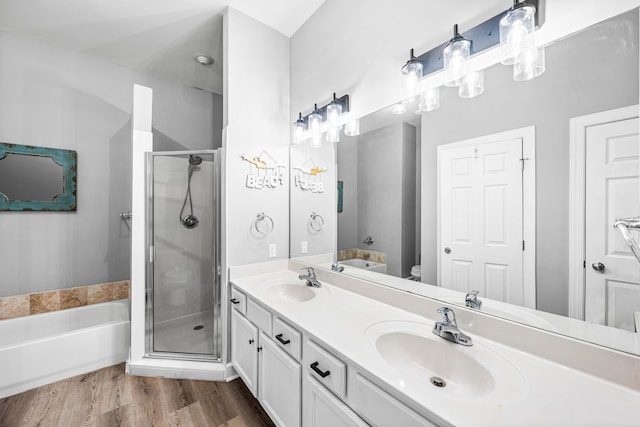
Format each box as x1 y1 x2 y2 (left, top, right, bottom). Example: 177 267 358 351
144 150 221 362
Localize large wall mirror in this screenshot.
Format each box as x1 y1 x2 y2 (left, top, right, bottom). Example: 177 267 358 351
290 8 640 355
0 143 77 211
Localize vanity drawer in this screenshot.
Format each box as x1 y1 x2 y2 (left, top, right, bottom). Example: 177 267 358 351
246 297 272 335
273 317 302 361
230 287 246 315
304 339 346 399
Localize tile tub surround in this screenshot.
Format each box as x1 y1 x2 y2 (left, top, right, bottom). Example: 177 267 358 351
337 248 386 263
0 280 129 320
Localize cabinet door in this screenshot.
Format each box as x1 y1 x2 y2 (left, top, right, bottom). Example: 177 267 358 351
304 375 367 427
231 310 258 396
259 332 301 427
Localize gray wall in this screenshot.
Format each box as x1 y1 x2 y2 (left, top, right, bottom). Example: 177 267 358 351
0 30 221 297
421 10 639 316
340 122 416 277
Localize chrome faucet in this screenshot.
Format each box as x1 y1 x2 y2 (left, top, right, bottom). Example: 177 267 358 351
331 262 344 272
465 290 482 310
299 267 322 288
432 307 472 346
363 236 374 245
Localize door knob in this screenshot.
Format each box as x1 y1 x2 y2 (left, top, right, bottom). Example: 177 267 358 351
591 262 605 272
444 247 451 254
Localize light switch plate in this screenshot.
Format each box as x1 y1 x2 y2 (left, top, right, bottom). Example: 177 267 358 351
269 243 277 258
301 241 308 254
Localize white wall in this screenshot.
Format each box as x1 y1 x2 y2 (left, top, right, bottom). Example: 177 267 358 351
223 8 290 267
0 30 219 297
291 0 640 120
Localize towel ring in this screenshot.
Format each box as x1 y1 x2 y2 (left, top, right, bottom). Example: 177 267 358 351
309 212 325 232
255 212 274 235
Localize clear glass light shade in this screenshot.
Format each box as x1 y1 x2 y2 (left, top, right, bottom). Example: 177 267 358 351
344 119 360 136
326 102 343 127
402 60 423 101
458 70 484 98
310 133 322 148
307 111 322 133
392 102 407 115
500 4 536 65
513 45 545 81
443 38 471 87
326 126 340 143
417 87 440 113
293 122 306 144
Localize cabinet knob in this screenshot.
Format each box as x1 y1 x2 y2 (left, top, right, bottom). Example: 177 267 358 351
248 339 254 344
257 346 263 352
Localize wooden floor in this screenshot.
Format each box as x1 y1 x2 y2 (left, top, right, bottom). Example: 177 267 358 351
0 363 275 427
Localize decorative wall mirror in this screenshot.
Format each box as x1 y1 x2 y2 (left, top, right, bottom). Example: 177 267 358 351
290 8 640 356
0 143 77 211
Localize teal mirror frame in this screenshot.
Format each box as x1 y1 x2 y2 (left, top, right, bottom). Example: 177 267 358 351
0 143 77 211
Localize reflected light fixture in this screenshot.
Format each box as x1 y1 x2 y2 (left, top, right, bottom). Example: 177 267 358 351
392 102 407 115
293 112 306 144
443 24 471 88
401 49 423 100
293 94 350 146
344 119 360 136
458 70 484 98
416 87 440 113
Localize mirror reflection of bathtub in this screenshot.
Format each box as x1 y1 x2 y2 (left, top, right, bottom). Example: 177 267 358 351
341 258 387 273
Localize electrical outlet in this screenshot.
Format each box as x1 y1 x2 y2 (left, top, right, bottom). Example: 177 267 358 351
269 243 277 258
301 241 308 254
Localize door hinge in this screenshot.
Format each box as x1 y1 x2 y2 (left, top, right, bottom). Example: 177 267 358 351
519 157 530 171
583 260 586 269
522 240 525 251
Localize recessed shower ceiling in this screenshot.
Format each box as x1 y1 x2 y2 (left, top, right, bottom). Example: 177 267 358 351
0 0 326 93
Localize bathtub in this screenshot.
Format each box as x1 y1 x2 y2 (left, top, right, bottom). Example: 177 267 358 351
341 258 387 273
0 299 130 398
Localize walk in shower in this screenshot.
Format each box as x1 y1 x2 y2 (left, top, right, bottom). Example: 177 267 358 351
145 150 221 361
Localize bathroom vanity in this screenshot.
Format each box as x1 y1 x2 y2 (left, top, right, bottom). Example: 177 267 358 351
229 261 639 427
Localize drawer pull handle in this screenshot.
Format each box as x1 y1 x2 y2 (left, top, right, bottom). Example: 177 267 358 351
275 334 291 345
230 298 240 304
310 362 330 378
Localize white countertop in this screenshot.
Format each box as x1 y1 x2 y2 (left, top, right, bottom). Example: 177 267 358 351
231 268 640 427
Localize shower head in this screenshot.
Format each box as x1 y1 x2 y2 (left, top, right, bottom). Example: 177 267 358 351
189 155 203 166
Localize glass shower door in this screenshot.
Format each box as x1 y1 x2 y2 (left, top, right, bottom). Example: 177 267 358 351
146 150 220 361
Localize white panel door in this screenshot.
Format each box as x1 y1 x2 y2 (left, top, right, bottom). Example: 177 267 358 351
585 118 640 331
230 310 258 396
258 332 301 427
440 138 524 305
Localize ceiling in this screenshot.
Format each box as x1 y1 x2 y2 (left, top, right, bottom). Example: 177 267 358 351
0 0 325 94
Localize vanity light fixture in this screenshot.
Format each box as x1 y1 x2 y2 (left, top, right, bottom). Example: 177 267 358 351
398 0 542 108
401 49 423 100
443 25 471 88
500 0 546 81
392 101 407 115
292 94 350 146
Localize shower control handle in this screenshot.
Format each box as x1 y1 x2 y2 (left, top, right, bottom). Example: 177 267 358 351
591 262 605 272
275 334 290 345
230 298 240 304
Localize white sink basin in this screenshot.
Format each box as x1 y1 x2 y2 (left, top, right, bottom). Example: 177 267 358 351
262 280 328 302
364 321 527 401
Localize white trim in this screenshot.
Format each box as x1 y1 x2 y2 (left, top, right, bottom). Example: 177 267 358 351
568 105 639 320
436 126 536 309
